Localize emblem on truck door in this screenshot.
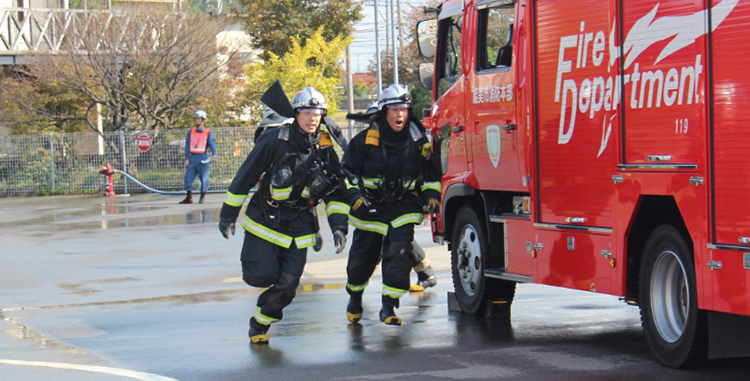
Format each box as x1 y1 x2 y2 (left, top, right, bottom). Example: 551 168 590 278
486 125 501 168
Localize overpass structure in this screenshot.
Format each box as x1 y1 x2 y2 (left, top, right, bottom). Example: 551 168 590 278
2 7 107 64
0 6 196 65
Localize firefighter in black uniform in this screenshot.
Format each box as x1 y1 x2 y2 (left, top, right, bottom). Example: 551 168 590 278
343 84 442 325
346 102 438 292
219 87 349 344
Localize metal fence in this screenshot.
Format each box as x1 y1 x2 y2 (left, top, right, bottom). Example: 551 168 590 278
0 123 366 196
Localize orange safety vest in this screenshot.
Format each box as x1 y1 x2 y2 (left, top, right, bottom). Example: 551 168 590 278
189 127 211 154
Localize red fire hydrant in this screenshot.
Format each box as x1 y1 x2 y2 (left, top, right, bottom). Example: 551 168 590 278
99 163 116 196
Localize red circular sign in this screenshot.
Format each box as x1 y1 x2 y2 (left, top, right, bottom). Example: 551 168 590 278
136 133 152 152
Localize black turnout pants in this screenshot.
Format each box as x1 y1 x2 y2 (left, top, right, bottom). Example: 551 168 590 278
240 231 307 322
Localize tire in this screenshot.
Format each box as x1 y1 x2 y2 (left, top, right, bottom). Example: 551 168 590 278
639 225 707 368
451 205 492 315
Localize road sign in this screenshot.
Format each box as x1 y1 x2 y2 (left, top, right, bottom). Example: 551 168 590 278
136 133 152 152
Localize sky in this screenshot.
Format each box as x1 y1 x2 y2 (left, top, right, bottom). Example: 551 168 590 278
350 0 427 73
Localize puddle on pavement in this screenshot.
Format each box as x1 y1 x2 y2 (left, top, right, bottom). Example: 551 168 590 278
0 208 220 231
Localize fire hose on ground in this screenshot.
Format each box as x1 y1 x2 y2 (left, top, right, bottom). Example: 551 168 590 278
98 163 242 196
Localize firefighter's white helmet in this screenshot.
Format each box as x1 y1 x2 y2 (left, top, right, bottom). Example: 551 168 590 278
259 107 292 127
366 101 379 115
378 84 413 111
291 87 328 115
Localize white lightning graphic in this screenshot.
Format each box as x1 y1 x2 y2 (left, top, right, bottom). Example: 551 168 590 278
620 0 738 70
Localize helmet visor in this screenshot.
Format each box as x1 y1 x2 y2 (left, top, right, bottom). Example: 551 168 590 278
298 108 326 115
385 102 412 109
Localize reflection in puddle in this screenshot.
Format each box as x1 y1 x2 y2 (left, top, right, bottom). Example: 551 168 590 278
0 203 220 231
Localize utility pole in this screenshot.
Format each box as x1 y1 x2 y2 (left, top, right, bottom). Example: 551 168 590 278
390 0 398 84
374 0 382 93
346 46 354 140
398 0 404 51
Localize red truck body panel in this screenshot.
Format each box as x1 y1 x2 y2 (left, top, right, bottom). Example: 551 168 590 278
428 0 750 318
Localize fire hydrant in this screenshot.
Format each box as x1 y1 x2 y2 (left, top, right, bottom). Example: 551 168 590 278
98 163 116 196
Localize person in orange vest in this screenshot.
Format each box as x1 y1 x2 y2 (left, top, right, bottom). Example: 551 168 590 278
179 110 217 204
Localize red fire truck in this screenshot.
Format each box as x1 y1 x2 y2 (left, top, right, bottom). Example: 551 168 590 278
417 0 750 368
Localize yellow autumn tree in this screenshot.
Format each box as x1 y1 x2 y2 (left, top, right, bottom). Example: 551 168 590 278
245 26 352 115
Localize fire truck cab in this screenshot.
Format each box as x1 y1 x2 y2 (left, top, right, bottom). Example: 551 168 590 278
418 0 750 367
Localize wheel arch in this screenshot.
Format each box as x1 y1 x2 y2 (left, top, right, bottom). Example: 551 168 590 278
443 183 483 249
625 195 693 304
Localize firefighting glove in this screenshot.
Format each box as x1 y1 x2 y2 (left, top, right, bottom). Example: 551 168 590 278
333 230 347 254
351 195 372 212
219 219 235 239
423 198 440 214
313 232 323 252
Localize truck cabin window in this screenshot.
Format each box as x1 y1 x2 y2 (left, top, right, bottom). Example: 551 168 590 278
436 15 463 99
478 6 514 71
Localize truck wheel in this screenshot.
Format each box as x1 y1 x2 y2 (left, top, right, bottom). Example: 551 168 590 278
639 225 707 368
451 205 490 315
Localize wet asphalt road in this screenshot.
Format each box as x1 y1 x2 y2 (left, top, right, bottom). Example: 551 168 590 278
1 194 750 380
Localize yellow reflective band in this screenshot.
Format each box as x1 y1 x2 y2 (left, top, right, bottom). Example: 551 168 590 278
295 233 318 249
270 185 292 201
224 191 248 207
326 201 350 216
422 181 442 193
347 282 368 292
413 258 431 272
403 179 417 191
391 213 423 228
362 177 381 189
382 284 407 298
242 216 293 248
254 306 279 326
301 186 310 199
349 215 389 235
346 180 358 190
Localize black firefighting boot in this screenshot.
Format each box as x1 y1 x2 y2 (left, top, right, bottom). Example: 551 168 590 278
249 317 270 344
409 260 437 292
346 289 364 324
199 192 206 204
179 190 193 204
379 295 401 326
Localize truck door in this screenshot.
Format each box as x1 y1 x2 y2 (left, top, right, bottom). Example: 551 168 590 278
533 0 616 228
710 0 750 247
709 0 750 314
621 0 707 168
431 5 468 176
469 1 524 192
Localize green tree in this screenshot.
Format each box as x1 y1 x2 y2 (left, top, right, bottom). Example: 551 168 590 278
353 79 373 99
245 27 352 115
234 0 362 61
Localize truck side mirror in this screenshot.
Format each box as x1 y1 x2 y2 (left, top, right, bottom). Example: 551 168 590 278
419 62 434 89
416 19 437 59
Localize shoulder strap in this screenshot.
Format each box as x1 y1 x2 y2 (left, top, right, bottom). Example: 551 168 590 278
264 124 290 173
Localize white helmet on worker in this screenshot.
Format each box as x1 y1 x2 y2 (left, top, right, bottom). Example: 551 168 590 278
259 107 292 128
378 84 413 111
194 110 207 119
291 87 328 115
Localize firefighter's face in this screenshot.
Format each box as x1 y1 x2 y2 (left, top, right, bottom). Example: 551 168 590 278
296 109 323 134
386 106 409 132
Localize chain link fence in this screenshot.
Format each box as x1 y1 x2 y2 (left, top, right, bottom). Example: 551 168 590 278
0 123 367 196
